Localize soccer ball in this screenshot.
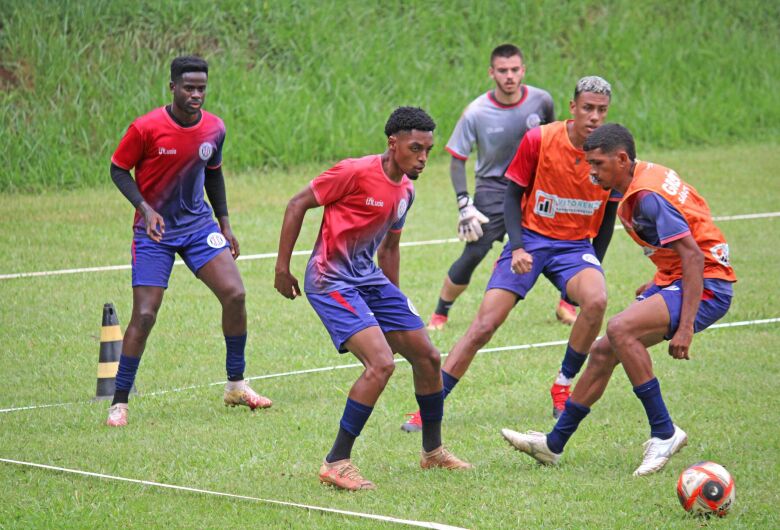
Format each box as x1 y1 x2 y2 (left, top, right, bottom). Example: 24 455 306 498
677 461 735 517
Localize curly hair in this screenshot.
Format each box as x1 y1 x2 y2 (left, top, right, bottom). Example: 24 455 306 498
583 123 636 161
384 106 436 137
171 56 208 82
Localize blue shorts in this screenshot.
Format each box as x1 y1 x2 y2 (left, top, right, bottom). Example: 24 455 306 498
131 222 230 288
486 231 604 303
637 279 733 339
306 283 425 353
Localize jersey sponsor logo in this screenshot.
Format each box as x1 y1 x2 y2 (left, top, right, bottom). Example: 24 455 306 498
710 243 731 266
407 297 420 317
158 147 177 155
486 126 505 134
533 190 603 218
582 253 601 266
397 198 408 220
661 170 690 204
199 142 214 161
525 113 542 129
365 197 384 208
206 232 227 249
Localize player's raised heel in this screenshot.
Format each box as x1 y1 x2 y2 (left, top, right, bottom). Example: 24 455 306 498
555 299 577 325
633 424 687 476
426 313 448 331
501 428 561 465
318 459 376 491
106 403 129 427
223 380 272 410
420 446 473 470
401 410 423 432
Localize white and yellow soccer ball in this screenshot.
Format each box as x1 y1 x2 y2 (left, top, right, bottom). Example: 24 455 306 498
677 461 735 517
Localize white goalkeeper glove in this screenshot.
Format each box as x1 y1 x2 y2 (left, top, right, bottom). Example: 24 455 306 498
457 194 489 242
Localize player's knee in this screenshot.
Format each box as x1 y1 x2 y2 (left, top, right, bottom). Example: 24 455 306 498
579 292 607 319
606 316 631 345
222 285 246 308
418 345 441 372
448 245 489 284
468 317 498 346
365 357 395 386
134 308 157 334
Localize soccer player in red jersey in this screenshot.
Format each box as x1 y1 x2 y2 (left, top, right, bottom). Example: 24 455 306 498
106 56 271 427
502 123 736 476
275 107 472 491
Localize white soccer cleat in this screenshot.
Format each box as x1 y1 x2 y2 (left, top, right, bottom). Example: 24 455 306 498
106 403 128 427
224 380 272 410
501 428 561 465
633 424 688 476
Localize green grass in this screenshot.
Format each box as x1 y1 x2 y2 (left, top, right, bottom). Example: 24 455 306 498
1 143 779 528
1 0 779 190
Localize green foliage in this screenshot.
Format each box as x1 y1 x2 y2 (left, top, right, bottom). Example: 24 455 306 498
0 144 779 527
1 0 778 190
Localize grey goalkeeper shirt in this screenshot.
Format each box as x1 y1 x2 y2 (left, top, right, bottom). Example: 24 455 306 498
446 86 555 194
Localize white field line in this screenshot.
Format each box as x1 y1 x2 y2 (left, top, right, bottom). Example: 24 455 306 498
1 317 777 415
1 211 778 280
0 458 466 530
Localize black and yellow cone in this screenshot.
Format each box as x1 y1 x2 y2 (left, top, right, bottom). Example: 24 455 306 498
94 302 135 400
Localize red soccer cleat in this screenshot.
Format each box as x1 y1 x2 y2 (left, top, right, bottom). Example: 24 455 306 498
555 300 578 325
426 313 448 331
401 410 423 432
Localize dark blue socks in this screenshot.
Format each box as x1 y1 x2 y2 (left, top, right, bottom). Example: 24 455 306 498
442 370 459 399
112 354 141 405
546 399 591 454
416 390 444 452
633 377 675 439
326 398 374 463
560 344 588 379
225 334 247 382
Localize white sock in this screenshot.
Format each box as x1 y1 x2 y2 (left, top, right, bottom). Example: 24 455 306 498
226 380 245 391
555 372 574 386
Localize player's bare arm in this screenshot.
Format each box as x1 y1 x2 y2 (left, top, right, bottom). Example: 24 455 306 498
377 230 401 287
667 235 705 360
274 185 319 299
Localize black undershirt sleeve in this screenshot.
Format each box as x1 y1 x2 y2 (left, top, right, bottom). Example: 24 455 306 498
204 166 228 219
592 200 618 263
504 180 526 250
110 163 144 208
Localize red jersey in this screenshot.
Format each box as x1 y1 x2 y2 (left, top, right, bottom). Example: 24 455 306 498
112 107 226 237
505 121 617 240
618 161 736 285
304 155 415 294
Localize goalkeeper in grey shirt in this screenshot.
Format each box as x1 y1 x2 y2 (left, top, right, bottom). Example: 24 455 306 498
425 44 573 335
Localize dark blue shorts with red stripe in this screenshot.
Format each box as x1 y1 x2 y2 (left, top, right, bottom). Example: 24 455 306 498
306 283 424 353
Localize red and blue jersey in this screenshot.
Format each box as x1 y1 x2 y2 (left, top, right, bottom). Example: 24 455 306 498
304 155 415 294
111 107 226 238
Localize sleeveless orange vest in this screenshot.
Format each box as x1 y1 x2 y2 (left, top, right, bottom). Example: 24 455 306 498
618 161 736 285
521 121 611 240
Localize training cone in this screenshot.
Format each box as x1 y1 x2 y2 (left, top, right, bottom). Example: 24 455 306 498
94 303 135 400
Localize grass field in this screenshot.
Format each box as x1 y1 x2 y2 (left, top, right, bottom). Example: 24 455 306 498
2 0 779 190
0 142 778 528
